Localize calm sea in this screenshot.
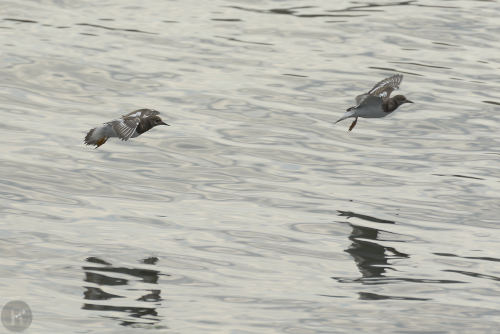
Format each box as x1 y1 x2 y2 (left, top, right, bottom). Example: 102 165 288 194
1 0 499 333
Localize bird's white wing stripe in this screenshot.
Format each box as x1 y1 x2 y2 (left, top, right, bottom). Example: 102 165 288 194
123 122 136 140
112 119 138 141
122 109 160 119
126 125 135 138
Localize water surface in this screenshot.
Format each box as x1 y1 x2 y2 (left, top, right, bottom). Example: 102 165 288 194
1 0 500 333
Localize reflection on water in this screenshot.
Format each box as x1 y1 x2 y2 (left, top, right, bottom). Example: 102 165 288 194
358 292 429 301
334 211 407 282
344 223 408 280
333 211 464 290
82 257 164 327
337 210 396 225
337 211 405 283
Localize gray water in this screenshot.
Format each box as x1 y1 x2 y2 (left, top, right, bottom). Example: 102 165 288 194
1 0 500 333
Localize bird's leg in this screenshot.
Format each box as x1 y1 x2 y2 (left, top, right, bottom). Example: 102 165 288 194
95 137 108 148
348 117 358 132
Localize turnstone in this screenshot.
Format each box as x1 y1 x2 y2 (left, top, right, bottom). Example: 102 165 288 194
84 108 169 148
335 74 413 131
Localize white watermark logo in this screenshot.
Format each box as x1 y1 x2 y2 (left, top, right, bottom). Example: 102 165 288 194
1 301 32 332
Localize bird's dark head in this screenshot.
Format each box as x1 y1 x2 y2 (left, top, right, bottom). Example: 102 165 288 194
149 115 169 127
136 115 170 135
393 95 413 106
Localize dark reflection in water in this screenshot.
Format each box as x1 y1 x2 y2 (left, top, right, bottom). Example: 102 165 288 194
332 211 464 295
75 23 157 35
343 222 408 280
82 304 160 326
84 287 123 300
434 252 500 263
358 292 429 301
337 210 395 225
443 270 500 282
227 1 459 19
215 35 274 46
81 304 159 327
433 173 485 181
483 100 500 106
2 17 157 35
82 257 166 327
227 5 368 18
83 257 162 284
211 18 242 22
4 18 38 23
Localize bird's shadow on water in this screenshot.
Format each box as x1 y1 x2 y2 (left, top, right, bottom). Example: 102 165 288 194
81 256 168 328
329 210 462 301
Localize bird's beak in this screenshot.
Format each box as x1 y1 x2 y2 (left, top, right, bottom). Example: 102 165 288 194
406 100 414 104
160 121 170 126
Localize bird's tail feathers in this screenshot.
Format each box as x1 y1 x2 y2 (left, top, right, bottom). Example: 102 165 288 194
84 128 96 145
335 110 355 124
84 127 108 148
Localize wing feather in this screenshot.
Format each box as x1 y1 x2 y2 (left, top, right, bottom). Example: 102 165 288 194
355 93 369 105
122 108 160 119
107 109 161 141
110 118 140 141
367 74 403 99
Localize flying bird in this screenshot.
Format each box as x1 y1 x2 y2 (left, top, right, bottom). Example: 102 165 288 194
84 108 169 148
336 74 413 131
